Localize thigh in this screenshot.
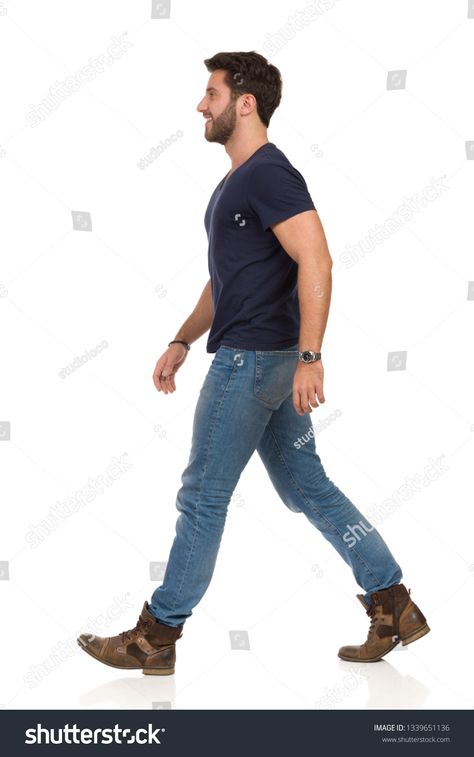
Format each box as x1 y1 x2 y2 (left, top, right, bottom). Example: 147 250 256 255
256 393 329 511
186 347 272 488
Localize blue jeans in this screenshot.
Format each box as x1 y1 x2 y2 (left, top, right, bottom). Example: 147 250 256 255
150 344 402 626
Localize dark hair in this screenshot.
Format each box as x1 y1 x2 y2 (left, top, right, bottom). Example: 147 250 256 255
203 51 282 127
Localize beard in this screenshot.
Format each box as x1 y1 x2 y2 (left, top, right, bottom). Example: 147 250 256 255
204 98 237 144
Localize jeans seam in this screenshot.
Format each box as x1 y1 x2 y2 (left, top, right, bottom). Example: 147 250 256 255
254 351 262 400
170 358 240 612
266 423 384 586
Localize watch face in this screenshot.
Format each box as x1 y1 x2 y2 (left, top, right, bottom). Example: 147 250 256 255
302 351 313 362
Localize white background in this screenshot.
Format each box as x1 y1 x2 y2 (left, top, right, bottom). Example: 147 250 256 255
0 0 473 710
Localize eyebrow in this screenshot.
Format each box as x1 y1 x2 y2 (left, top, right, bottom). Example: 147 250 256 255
206 87 219 93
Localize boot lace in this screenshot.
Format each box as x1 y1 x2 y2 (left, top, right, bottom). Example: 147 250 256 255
120 616 151 643
366 592 399 643
366 604 378 639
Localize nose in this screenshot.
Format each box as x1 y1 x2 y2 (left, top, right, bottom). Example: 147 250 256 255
196 97 207 113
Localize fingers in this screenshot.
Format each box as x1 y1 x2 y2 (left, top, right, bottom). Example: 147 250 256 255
152 360 177 394
296 393 314 415
159 373 176 394
293 387 306 416
152 345 188 394
293 385 316 415
307 389 319 411
293 385 325 415
316 384 325 404
154 371 176 394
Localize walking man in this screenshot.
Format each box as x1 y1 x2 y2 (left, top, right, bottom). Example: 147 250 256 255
78 51 430 675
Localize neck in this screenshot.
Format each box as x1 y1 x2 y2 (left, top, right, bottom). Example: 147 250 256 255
224 133 270 172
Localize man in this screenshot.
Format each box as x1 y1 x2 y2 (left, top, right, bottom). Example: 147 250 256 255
77 51 429 676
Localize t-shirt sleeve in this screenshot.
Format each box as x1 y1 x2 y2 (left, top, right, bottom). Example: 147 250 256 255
247 161 316 231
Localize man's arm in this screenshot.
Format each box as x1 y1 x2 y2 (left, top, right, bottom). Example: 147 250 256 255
271 209 332 415
173 278 214 345
152 278 214 394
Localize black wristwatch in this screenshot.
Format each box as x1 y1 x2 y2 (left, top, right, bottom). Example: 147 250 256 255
298 350 321 363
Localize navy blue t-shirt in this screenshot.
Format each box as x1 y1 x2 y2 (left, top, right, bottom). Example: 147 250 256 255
204 142 316 353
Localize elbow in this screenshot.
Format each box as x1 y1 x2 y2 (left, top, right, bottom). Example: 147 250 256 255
294 248 333 270
316 252 333 272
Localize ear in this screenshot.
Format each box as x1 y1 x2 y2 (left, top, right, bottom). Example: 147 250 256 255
239 92 257 117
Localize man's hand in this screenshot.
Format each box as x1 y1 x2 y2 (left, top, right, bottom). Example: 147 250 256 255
293 360 325 415
152 344 189 394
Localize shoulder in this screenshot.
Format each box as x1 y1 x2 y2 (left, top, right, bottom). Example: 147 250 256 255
250 144 305 177
247 155 308 195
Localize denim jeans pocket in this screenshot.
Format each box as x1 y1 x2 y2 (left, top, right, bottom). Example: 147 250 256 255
253 349 299 409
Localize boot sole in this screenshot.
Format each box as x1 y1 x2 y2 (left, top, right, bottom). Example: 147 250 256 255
77 638 175 675
338 623 431 662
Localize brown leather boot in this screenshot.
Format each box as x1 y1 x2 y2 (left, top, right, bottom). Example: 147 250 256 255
77 601 183 675
338 583 430 662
